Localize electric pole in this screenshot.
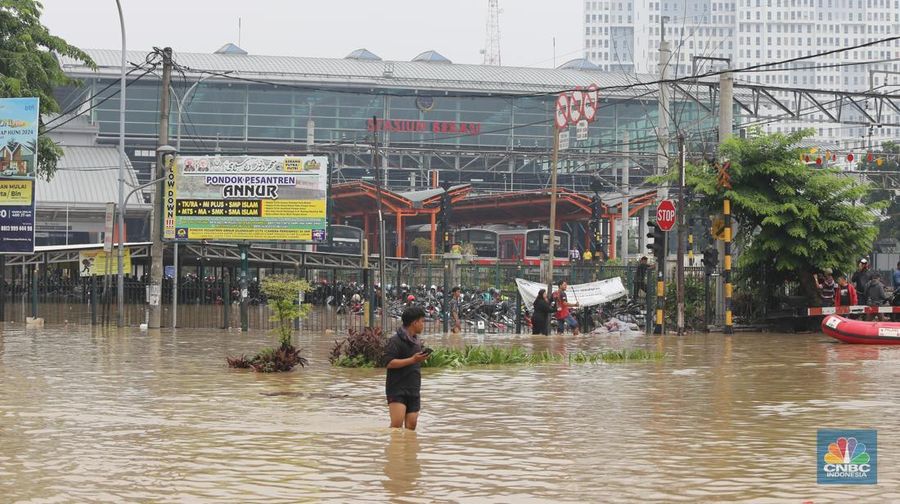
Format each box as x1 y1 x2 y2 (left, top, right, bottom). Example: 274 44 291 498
148 47 172 329
546 123 560 298
676 135 686 335
620 129 630 263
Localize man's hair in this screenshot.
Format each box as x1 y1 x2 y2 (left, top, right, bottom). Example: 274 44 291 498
402 306 426 327
558 280 567 287
451 286 460 293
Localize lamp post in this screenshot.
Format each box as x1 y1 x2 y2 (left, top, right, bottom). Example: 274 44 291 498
115 0 127 327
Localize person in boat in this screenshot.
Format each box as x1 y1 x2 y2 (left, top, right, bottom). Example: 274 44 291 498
531 288 553 336
893 260 900 290
864 275 888 322
835 275 858 309
814 268 836 307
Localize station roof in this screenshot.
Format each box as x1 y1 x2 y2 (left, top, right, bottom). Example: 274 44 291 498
35 145 148 211
63 48 659 97
331 181 658 225
331 181 472 215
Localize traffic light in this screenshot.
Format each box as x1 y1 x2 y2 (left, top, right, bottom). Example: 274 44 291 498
646 220 665 262
589 195 602 257
438 190 452 253
701 245 719 274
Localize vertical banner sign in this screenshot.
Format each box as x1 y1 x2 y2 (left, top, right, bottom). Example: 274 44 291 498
164 155 329 242
0 97 39 253
103 202 115 252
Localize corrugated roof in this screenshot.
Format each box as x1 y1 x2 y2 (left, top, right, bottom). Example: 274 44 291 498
62 49 660 97
36 146 147 209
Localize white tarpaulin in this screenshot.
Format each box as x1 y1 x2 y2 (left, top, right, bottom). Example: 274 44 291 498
515 277 628 308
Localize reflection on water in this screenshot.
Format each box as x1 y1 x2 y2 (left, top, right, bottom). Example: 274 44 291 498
1 324 899 502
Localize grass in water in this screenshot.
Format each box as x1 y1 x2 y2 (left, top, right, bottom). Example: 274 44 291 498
330 344 665 368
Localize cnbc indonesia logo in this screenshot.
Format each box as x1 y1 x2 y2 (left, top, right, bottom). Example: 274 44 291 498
818 430 877 484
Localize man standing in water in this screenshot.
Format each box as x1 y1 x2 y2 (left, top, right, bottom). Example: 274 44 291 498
383 306 430 430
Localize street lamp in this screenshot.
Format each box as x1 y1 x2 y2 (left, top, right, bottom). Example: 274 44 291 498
115 0 127 327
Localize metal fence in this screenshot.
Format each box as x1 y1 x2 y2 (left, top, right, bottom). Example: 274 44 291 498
0 259 820 331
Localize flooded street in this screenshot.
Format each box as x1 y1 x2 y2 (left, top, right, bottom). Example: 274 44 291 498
1 324 898 503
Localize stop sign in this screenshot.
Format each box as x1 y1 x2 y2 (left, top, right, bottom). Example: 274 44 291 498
656 200 676 231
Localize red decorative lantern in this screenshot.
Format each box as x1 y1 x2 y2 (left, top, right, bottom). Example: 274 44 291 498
804 155 811 162
847 153 854 162
867 152 874 162
832 154 837 161
815 157 822 165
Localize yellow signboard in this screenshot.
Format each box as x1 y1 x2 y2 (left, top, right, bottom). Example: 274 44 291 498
165 155 329 243
79 248 132 277
0 179 33 206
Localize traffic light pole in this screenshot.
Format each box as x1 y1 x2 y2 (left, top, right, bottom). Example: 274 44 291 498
654 234 665 334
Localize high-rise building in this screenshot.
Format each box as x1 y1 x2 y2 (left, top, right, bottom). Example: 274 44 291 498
584 0 900 147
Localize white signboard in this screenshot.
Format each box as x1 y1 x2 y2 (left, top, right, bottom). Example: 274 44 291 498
515 277 628 309
103 202 115 252
576 120 589 141
559 130 570 150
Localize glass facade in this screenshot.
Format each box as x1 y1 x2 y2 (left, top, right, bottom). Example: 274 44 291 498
72 78 716 157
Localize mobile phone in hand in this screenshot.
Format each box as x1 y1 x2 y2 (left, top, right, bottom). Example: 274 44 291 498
421 347 434 355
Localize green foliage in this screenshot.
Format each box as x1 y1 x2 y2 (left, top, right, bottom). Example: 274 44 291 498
859 141 900 243
568 349 665 363
260 275 311 347
330 342 666 368
664 275 706 330
680 130 882 304
226 344 308 373
329 327 387 367
411 237 433 256
0 0 95 180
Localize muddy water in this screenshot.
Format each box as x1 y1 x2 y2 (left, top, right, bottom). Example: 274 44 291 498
1 324 898 503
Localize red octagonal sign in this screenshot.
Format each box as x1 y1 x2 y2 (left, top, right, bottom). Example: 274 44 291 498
656 199 676 232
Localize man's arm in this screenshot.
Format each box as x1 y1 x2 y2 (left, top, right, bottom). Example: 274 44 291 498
386 353 427 369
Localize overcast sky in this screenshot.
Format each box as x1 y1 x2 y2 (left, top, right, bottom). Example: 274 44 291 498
40 0 583 68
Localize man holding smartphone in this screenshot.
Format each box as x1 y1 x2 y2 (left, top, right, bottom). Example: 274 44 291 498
383 306 430 430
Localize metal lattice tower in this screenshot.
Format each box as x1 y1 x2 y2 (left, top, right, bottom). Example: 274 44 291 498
482 0 501 66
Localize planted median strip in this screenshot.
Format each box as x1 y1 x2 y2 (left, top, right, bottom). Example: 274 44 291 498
329 330 665 368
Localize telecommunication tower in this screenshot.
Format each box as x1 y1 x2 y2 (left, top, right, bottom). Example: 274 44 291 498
482 0 501 65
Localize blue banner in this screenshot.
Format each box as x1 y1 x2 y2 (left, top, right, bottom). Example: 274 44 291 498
0 177 35 252
0 97 38 253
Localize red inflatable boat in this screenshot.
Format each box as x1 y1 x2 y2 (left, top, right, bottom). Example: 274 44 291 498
822 315 900 344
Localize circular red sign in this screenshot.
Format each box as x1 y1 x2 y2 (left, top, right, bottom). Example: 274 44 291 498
656 199 677 231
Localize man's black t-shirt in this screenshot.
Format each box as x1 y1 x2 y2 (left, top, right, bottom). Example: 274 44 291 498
382 327 422 397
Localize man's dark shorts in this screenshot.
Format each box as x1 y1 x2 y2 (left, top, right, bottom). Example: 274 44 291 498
387 394 421 413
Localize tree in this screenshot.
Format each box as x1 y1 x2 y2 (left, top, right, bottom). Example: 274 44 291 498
0 0 95 180
681 129 883 305
261 274 311 347
858 141 900 243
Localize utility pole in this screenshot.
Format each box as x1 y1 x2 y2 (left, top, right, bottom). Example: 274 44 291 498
676 135 686 335
148 47 172 329
373 117 388 330
546 124 560 298
657 17 671 197
115 0 127 327
620 129 630 263
719 71 734 334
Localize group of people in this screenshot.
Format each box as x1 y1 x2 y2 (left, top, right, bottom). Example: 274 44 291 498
530 280 580 336
814 258 896 321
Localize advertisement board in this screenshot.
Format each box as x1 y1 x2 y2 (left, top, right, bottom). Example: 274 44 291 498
0 97 39 253
164 155 329 243
79 248 132 277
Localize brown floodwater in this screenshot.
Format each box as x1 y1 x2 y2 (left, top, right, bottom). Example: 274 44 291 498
1 323 898 503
